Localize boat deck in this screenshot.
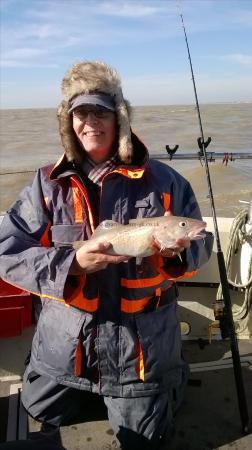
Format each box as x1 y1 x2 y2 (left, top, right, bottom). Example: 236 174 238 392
0 328 251 450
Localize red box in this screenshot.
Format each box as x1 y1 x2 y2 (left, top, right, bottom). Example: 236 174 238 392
0 279 33 337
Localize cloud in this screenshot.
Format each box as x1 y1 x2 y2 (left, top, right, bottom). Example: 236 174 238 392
221 53 252 65
1 46 57 68
2 60 58 68
228 8 252 27
97 1 171 18
26 0 175 20
3 47 47 60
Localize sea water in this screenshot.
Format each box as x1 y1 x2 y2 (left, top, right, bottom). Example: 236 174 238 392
0 103 251 217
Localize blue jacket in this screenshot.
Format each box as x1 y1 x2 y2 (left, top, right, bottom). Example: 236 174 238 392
0 135 213 396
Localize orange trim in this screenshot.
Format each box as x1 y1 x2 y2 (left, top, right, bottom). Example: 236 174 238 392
162 192 171 212
39 222 52 247
121 296 152 313
0 277 68 304
176 269 198 279
65 274 99 312
121 273 166 289
70 180 84 223
67 295 99 312
50 153 65 174
137 341 145 381
112 168 145 179
158 264 198 280
0 277 98 312
71 177 95 233
74 338 83 376
156 287 161 308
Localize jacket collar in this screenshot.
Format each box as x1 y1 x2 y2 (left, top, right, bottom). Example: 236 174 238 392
50 132 149 180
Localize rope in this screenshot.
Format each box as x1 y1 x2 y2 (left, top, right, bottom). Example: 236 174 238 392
216 208 252 320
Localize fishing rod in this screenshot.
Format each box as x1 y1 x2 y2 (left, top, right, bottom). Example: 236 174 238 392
180 14 250 434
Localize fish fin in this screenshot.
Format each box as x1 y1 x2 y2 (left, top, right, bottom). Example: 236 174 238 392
91 220 121 238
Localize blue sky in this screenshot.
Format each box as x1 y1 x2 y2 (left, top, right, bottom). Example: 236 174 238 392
1 0 252 108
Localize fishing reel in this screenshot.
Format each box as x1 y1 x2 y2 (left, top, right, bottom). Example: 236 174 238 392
208 299 230 343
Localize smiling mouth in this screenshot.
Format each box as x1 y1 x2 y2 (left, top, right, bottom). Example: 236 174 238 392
84 131 103 136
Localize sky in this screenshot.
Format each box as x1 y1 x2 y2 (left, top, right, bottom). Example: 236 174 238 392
1 0 252 109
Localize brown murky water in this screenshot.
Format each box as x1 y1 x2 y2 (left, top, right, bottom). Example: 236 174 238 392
0 103 251 217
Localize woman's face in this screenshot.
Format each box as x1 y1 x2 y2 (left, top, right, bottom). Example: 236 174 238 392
72 106 117 163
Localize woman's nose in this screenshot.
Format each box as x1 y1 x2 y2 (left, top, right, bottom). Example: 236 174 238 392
85 112 98 124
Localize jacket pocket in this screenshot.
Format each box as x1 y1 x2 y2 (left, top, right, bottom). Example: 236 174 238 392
135 301 182 382
51 224 85 245
32 301 84 377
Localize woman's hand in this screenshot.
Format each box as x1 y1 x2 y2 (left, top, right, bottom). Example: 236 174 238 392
69 241 128 275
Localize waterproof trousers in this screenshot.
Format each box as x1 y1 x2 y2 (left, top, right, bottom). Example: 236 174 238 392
21 368 176 450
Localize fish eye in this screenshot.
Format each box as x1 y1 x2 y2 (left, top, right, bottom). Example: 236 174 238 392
179 221 187 227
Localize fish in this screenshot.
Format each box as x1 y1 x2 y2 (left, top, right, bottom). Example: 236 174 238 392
73 215 207 258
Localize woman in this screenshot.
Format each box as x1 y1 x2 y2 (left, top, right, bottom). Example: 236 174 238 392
0 61 213 449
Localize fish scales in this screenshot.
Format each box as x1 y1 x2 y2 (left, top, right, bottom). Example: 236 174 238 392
73 215 207 258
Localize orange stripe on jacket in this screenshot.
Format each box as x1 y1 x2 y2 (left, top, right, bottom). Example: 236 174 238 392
71 177 95 233
162 192 171 212
65 275 99 312
68 295 99 312
137 341 145 381
39 222 52 247
70 180 84 223
156 254 198 280
74 338 83 376
121 273 166 289
121 296 153 313
112 168 145 179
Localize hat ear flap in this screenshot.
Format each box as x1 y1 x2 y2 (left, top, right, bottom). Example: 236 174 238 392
116 94 133 163
57 101 83 164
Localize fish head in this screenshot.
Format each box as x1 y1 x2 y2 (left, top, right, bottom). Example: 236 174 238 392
152 216 207 249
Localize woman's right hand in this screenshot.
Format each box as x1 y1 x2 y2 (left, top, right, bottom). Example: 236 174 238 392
69 241 129 275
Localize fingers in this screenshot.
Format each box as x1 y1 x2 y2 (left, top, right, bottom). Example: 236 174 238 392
92 242 129 262
74 239 129 275
102 254 129 264
88 240 112 253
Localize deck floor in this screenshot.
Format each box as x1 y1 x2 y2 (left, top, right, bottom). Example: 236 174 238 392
0 332 251 449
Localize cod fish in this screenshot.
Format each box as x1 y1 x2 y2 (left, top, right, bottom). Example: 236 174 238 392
73 215 207 258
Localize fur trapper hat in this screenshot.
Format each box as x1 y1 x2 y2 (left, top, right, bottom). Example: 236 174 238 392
57 61 133 164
